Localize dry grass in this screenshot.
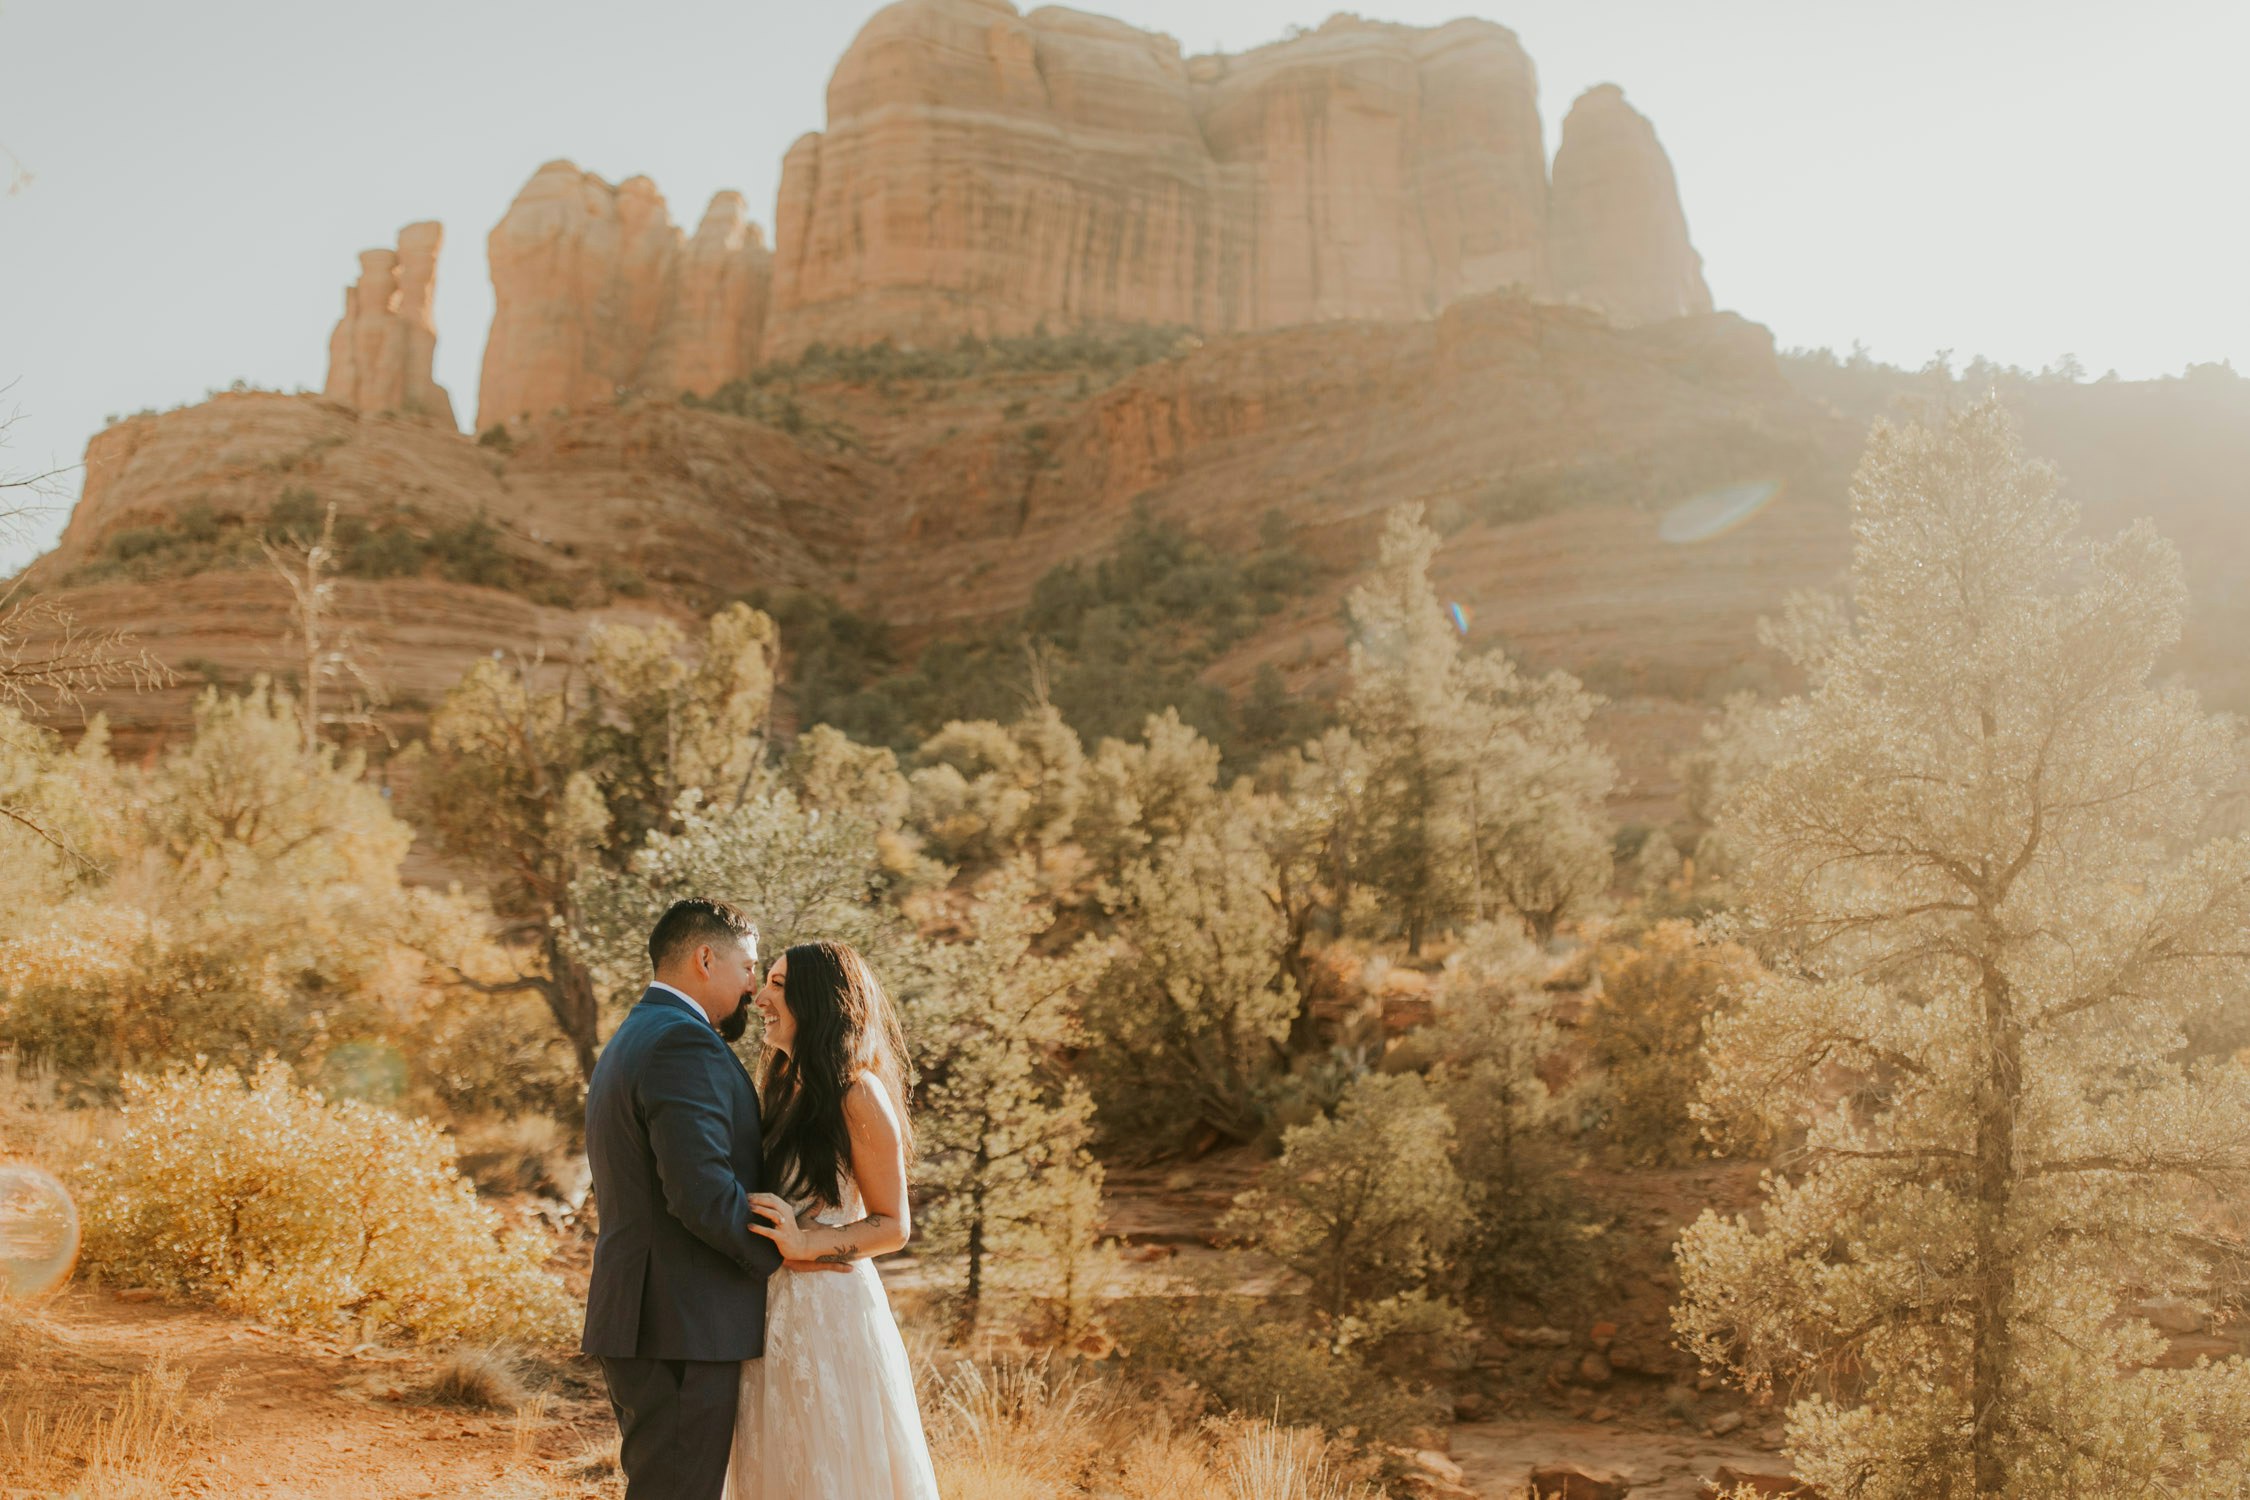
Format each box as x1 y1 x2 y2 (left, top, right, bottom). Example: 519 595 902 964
922 1353 1375 1500
0 1329 223 1500
0 1054 104 1162
511 1391 552 1459
530 1430 624 1500
1210 1416 1378 1500
927 1354 1115 1495
412 1346 531 1410
452 1113 585 1200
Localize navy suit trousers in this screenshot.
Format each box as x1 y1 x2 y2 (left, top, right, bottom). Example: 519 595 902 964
602 1355 740 1500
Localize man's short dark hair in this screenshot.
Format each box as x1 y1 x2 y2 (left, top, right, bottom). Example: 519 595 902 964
648 899 757 974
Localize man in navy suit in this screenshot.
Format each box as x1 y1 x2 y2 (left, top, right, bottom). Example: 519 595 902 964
582 898 789 1499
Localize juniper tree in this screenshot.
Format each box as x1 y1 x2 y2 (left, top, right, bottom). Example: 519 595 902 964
568 786 905 1008
907 859 1113 1336
1088 793 1298 1146
411 604 778 1074
1343 506 1613 949
1675 399 2250 1498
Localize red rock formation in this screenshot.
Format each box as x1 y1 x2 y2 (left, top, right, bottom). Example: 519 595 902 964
763 3 1550 357
323 221 455 424
477 163 771 428
1548 84 1713 325
30 286 2250 812
645 191 772 397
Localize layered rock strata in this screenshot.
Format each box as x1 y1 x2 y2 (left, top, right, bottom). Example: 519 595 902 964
476 162 771 427
323 221 455 424
762 2 1551 356
1547 84 1713 325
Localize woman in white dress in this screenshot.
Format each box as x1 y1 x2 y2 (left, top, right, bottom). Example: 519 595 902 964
732 939 940 1500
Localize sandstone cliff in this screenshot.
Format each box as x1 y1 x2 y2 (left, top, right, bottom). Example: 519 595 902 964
476 162 771 428
1548 84 1713 325
30 291 2250 814
645 191 772 397
323 221 455 424
762 3 1550 357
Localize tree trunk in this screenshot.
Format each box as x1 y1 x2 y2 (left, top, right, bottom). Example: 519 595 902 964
961 1173 988 1337
1970 956 2023 1495
542 934 602 1080
1277 876 1322 1056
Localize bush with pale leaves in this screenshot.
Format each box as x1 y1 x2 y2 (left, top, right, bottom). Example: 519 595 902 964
77 1063 572 1343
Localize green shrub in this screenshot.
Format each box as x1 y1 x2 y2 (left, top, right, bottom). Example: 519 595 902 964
430 517 521 590
177 503 222 544
1109 1297 1437 1443
77 1062 574 1342
1586 919 1761 1165
344 524 427 579
1224 1071 1467 1321
748 511 1323 766
1424 936 1605 1309
408 985 582 1122
265 487 324 543
750 325 1193 387
105 526 174 561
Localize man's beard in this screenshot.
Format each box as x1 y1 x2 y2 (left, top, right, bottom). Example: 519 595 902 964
718 997 752 1044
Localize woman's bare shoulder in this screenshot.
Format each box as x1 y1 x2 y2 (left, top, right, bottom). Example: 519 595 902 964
843 1072 902 1130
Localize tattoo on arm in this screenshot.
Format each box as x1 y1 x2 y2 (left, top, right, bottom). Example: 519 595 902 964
813 1213 891 1265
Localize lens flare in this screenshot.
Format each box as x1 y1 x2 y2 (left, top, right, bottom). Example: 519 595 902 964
0 1165 79 1300
1658 479 1783 544
1447 602 1471 636
319 1039 409 1105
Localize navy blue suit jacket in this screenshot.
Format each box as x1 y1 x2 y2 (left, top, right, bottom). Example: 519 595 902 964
581 986 782 1361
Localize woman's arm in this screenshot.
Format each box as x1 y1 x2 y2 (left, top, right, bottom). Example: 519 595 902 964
748 1075 912 1264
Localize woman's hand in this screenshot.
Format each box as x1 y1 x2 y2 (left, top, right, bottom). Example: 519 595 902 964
748 1192 815 1260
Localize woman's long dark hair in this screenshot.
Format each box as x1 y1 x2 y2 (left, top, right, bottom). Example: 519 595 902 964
760 940 913 1210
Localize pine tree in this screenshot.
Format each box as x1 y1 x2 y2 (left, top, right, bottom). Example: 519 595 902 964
1343 506 1613 949
908 858 1114 1336
1342 508 1468 952
1675 399 2250 1498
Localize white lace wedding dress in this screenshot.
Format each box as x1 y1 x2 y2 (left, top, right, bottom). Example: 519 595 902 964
725 1181 940 1500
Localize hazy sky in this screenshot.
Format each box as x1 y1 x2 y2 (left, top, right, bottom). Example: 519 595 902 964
3 0 2244 569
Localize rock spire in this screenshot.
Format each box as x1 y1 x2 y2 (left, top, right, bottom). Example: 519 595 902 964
323 221 455 424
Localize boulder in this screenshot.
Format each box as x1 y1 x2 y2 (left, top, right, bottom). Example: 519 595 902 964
1696 1466 1822 1498
1528 1463 1633 1499
1506 1325 1575 1348
1548 83 1713 325
1414 1449 1466 1485
323 221 455 424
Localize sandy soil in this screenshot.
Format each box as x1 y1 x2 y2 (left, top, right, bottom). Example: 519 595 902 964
17 1288 618 1499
